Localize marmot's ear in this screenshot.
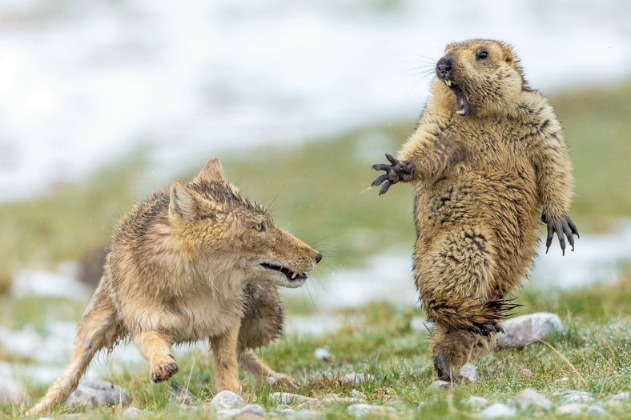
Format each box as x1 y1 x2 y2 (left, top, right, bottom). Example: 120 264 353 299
194 157 225 184
500 43 515 65
169 181 201 220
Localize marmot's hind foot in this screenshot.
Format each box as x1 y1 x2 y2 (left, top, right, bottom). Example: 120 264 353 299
433 355 454 382
468 322 504 336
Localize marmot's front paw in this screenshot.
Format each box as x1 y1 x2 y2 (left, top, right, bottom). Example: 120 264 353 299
541 213 579 255
371 153 415 195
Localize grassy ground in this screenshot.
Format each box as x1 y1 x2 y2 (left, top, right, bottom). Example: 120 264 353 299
1 81 630 418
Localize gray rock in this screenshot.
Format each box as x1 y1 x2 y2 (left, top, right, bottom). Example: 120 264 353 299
463 396 489 409
586 405 609 416
240 404 266 416
556 403 588 415
428 380 450 389
215 408 243 418
270 392 321 408
208 390 246 410
321 393 365 405
478 403 517 418
513 388 552 410
340 372 375 385
286 409 322 419
123 406 150 417
555 390 595 404
351 389 367 399
66 379 130 409
496 313 563 349
610 391 629 401
314 347 332 361
0 378 24 404
457 363 478 383
169 381 196 405
346 403 398 417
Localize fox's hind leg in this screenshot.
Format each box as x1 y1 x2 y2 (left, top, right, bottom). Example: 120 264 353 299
132 331 178 383
237 283 297 389
27 286 120 415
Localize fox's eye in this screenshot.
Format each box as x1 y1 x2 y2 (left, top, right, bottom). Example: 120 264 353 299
477 50 488 60
253 222 266 232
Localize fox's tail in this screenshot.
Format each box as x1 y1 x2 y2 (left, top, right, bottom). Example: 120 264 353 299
423 296 519 334
27 288 120 415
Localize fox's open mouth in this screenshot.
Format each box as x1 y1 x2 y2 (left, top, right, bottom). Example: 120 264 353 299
260 263 307 281
443 78 471 116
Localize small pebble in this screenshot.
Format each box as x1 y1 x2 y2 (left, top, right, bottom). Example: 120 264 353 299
240 404 266 417
428 380 450 389
457 363 478 383
556 403 587 415
208 390 245 410
586 405 609 416
520 368 532 378
270 392 321 408
497 313 563 349
340 372 375 385
463 396 489 409
346 403 397 417
478 402 517 418
314 348 332 361
66 379 130 409
513 388 552 410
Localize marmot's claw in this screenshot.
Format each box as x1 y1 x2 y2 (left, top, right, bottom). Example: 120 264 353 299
543 213 579 255
379 181 393 196
469 322 502 336
371 153 415 195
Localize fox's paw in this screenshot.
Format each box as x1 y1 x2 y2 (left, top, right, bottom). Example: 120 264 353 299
267 373 299 390
151 357 179 383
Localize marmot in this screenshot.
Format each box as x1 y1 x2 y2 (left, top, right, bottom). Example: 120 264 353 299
372 39 578 381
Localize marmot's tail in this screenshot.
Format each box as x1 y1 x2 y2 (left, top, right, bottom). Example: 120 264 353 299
423 297 518 335
27 290 120 415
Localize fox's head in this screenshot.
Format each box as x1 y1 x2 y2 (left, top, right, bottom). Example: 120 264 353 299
168 157 322 288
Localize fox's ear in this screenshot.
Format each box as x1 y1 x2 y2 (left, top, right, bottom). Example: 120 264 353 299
169 181 201 220
194 157 225 184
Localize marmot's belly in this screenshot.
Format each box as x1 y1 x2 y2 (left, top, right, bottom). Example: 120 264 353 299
415 172 540 262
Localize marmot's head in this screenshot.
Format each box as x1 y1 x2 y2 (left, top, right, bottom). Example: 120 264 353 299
434 39 530 117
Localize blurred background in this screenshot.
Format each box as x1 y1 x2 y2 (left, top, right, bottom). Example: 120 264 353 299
0 0 630 403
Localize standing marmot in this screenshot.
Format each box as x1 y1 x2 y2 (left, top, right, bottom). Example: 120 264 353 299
372 39 578 381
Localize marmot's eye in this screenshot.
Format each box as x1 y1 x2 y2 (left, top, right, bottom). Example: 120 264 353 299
253 222 266 232
477 50 489 60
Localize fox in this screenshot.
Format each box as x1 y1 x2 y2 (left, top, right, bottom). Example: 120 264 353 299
28 157 322 415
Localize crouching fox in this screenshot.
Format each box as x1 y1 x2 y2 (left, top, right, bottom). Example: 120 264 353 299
28 157 322 415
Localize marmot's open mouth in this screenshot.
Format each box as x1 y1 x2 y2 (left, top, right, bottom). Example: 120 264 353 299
261 263 307 281
444 79 471 116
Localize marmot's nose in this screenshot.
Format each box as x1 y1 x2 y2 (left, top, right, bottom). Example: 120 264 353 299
315 252 323 264
436 55 453 78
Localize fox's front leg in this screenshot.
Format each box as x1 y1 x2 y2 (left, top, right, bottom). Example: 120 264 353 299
133 331 179 382
210 323 241 393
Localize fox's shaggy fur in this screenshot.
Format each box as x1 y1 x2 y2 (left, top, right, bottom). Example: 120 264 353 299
29 157 321 415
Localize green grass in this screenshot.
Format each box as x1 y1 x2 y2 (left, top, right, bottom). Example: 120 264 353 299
1 81 631 418
4 279 628 419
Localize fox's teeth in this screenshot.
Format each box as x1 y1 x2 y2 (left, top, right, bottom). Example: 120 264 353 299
445 79 452 87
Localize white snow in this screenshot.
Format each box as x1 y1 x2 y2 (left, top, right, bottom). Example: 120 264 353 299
1 0 630 201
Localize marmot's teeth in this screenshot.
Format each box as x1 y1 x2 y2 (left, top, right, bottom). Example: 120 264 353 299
456 109 466 115
291 272 297 279
445 79 452 87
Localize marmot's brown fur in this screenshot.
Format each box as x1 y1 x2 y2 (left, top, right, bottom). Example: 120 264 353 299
372 39 578 381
